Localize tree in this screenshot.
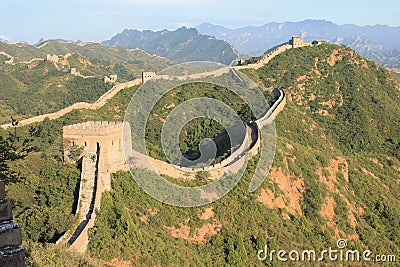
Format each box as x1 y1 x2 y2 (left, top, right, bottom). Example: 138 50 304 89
0 127 32 183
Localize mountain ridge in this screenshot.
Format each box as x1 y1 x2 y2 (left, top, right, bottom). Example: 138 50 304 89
197 20 400 68
102 26 239 65
0 40 171 123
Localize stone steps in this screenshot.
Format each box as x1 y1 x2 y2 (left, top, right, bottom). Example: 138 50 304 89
78 153 97 220
67 151 99 248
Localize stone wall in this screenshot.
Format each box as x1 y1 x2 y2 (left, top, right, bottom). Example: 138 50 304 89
0 52 15 65
67 152 99 252
62 122 132 252
255 88 286 128
59 87 286 250
61 87 285 183
235 43 292 70
0 78 142 130
63 121 132 175
235 36 324 71
130 88 286 180
0 181 26 267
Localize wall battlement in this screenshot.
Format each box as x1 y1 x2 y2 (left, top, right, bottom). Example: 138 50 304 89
63 121 129 136
63 121 132 172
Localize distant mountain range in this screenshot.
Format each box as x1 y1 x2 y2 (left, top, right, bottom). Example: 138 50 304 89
102 27 239 65
2 20 400 68
0 36 11 43
197 20 400 68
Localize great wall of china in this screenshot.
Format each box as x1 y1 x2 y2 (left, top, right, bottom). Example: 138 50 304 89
0 51 15 64
57 121 132 252
235 36 325 70
57 85 285 252
0 37 311 255
1 36 309 129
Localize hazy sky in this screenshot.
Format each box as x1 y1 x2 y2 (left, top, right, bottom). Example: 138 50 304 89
1 0 399 43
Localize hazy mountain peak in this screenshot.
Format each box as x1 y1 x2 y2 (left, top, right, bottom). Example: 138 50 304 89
102 27 238 64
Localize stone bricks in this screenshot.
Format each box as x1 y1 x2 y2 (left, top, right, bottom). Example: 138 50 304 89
63 121 132 174
0 222 22 248
0 181 25 266
0 181 5 200
0 200 13 222
0 247 26 267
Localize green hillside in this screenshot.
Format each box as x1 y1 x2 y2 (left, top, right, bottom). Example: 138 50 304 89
144 82 259 164
0 40 172 124
0 40 171 72
86 44 400 265
1 44 399 266
0 57 112 124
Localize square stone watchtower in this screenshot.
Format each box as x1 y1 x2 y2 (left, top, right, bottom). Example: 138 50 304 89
289 36 304 48
0 180 26 267
142 72 156 83
63 121 132 175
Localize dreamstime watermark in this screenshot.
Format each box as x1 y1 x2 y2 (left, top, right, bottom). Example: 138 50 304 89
123 62 277 207
257 238 397 263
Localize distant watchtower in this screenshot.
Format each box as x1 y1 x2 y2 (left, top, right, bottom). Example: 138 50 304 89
289 36 304 48
46 54 59 63
142 71 156 83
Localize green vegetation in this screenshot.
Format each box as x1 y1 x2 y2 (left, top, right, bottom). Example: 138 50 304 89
0 58 113 124
24 242 105 267
0 40 171 74
243 44 400 158
0 39 172 124
144 82 255 164
86 44 399 265
1 118 80 243
1 43 399 266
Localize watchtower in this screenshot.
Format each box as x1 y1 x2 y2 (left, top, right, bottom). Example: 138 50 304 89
289 36 304 48
63 121 132 174
142 71 156 83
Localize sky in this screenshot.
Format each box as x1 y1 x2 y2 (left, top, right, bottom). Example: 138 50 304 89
1 0 400 44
